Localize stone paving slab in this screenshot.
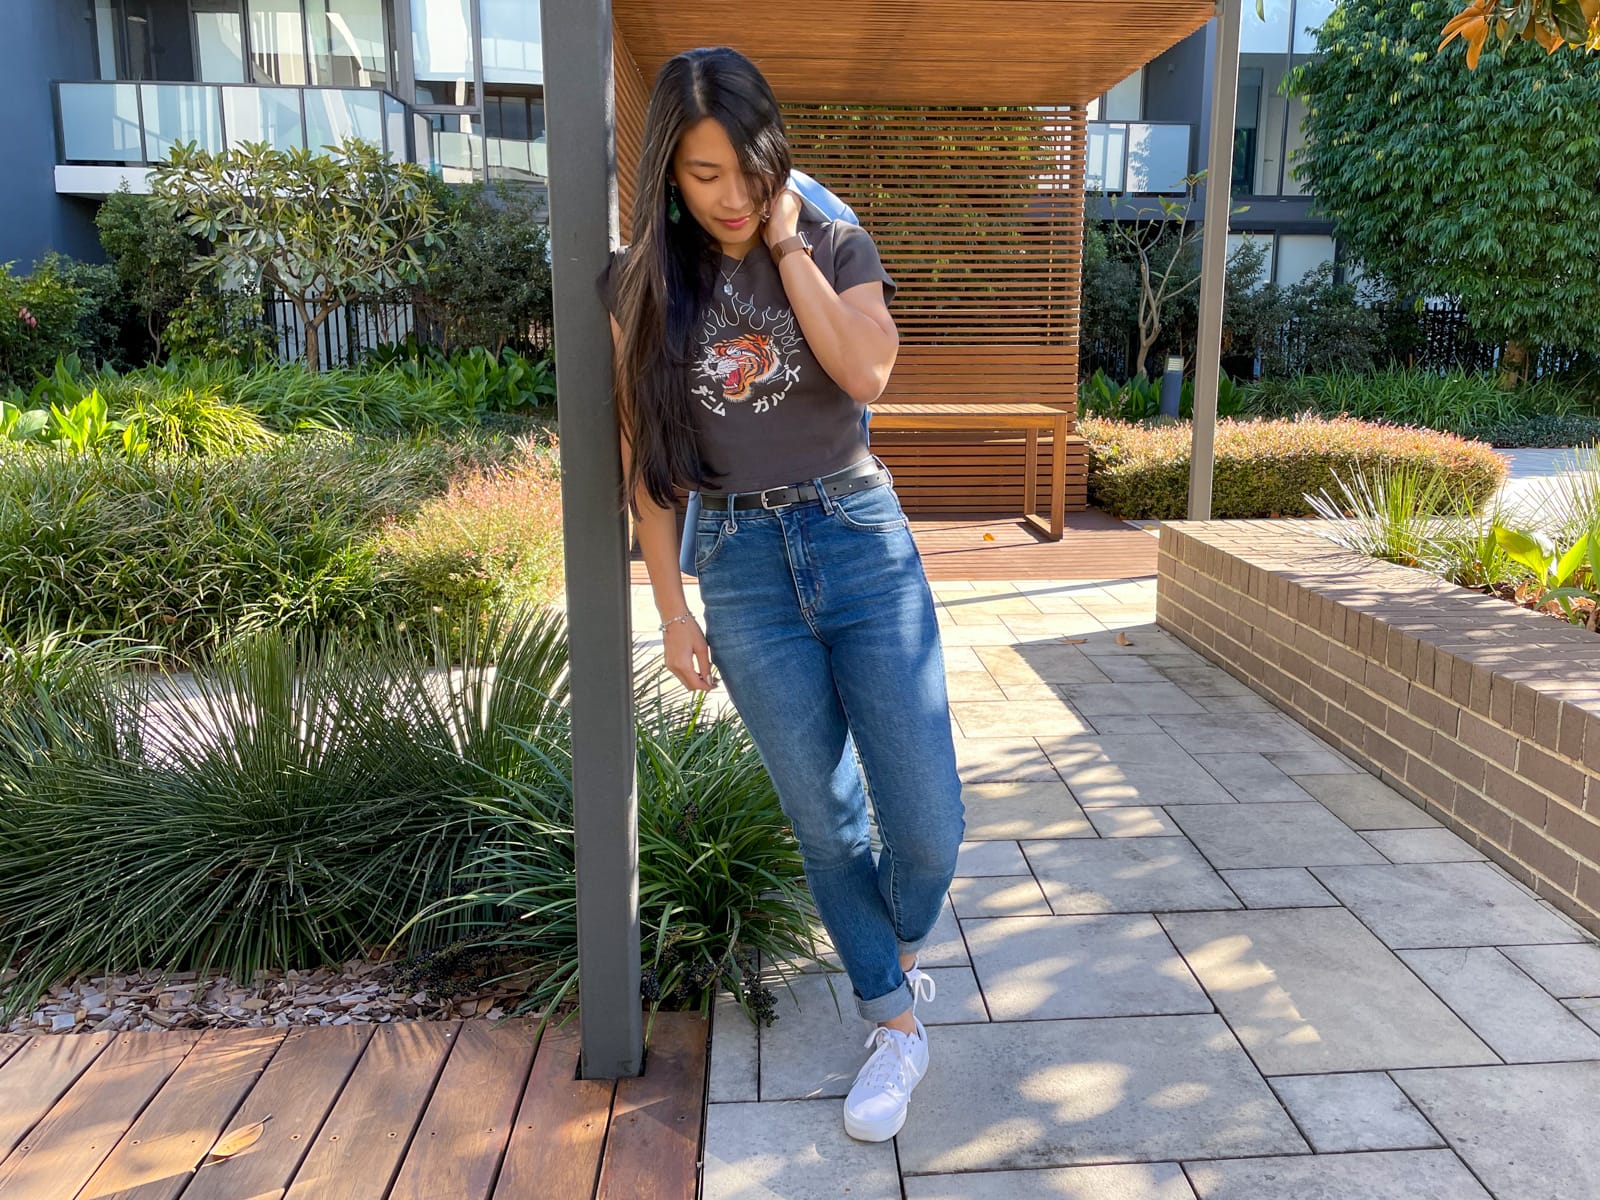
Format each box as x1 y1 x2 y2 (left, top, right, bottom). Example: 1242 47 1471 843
1265 1071 1446 1153
1181 1149 1491 1199
895 1015 1307 1174
1218 867 1340 908
1395 947 1600 1062
1084 806 1182 837
1192 753 1317 803
1361 827 1487 863
1295 774 1442 830
1023 837 1242 914
962 914 1210 1020
1500 942 1600 997
1166 801 1390 869
1312 862 1585 949
1159 907 1498 1074
904 1162 1198 1199
949 874 1053 918
1039 735 1236 807
960 782 1092 840
703 1099 901 1200
1393 1060 1600 1200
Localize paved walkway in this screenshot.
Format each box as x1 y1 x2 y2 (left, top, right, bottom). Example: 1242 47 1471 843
651 577 1600 1200
1494 446 1597 522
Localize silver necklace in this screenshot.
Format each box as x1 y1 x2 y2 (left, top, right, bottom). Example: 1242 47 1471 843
719 253 747 297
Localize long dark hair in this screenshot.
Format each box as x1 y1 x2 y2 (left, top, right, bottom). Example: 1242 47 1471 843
613 46 792 510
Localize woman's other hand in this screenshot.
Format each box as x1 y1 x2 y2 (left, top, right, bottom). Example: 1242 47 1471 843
762 187 802 248
665 617 719 692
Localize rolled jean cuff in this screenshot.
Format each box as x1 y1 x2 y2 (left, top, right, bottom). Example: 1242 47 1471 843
856 979 914 1023
897 934 930 958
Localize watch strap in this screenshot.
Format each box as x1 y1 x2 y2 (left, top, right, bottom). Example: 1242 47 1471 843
772 234 812 262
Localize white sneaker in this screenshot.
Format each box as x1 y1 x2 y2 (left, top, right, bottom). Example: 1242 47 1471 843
843 1018 929 1142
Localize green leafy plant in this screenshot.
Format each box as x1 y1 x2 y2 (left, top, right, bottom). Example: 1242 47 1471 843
153 138 443 372
95 186 196 361
1492 524 1600 627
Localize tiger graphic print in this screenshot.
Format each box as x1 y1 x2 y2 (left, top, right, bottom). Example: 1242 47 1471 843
692 294 802 416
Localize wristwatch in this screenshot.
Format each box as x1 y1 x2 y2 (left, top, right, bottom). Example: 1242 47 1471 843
771 233 813 263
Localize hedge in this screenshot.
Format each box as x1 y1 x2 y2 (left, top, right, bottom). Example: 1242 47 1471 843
1082 415 1507 521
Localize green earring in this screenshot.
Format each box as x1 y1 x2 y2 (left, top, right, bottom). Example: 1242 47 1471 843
667 186 682 224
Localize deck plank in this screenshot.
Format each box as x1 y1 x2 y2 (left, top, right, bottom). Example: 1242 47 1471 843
74 1027 284 1200
0 1031 200 1199
492 1022 614 1200
0 1035 27 1071
281 1021 457 1200
593 1012 708 1200
388 1018 540 1200
0 1033 118 1165
177 1024 373 1200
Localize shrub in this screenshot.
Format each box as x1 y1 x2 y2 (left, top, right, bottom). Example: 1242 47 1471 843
0 608 815 1026
365 341 556 411
1261 264 1385 378
0 432 516 663
1082 414 1507 520
377 433 565 615
161 283 276 367
0 260 88 388
420 181 554 354
1474 413 1600 448
1243 368 1585 438
1079 369 1249 422
95 187 195 361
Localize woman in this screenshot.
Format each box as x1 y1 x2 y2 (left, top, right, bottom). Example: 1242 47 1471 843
600 45 964 1143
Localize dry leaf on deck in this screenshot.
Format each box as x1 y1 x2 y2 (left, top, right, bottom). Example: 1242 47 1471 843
1059 637 1087 644
1116 632 1132 646
982 533 996 541
198 1116 271 1168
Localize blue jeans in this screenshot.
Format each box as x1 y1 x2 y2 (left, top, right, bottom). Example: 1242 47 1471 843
694 462 965 1022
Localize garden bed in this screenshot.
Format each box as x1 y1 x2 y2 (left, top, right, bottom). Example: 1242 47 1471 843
1157 520 1600 935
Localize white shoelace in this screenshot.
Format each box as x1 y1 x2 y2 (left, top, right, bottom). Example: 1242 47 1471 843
907 967 936 1007
857 1025 917 1094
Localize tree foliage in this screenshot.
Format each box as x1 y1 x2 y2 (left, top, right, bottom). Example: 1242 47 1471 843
1440 0 1600 65
1288 0 1600 374
95 187 195 361
418 181 552 353
152 138 442 371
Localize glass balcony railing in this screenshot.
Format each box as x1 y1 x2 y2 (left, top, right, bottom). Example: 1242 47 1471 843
1086 121 1193 195
55 80 411 166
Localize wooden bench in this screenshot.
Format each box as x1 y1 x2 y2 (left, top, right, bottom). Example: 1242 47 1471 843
870 402 1071 540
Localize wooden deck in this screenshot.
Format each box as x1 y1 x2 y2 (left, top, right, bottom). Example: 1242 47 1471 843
0 1012 707 1200
632 509 1159 585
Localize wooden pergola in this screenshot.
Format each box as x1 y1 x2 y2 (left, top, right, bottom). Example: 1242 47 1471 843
541 0 1242 1078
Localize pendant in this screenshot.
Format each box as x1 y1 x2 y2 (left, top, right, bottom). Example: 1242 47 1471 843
722 282 733 296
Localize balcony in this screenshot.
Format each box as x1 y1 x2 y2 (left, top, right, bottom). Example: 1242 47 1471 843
53 81 410 197
1086 121 1193 195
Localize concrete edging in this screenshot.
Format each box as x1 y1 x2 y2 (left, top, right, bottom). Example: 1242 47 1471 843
1157 519 1600 936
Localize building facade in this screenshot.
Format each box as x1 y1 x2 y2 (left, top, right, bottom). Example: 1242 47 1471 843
1089 0 1339 289
1 0 547 269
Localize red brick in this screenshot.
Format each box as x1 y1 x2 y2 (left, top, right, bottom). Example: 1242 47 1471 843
1535 693 1566 755
1431 732 1488 793
1388 710 1434 757
1458 711 1518 770
1547 802 1600 868
1404 754 1455 806
1489 673 1516 727
1511 683 1539 739
1367 730 1408 777
1407 685 1460 739
1453 788 1514 847
1484 762 1551 826
1518 742 1587 804
1509 821 1581 892
1365 660 1411 708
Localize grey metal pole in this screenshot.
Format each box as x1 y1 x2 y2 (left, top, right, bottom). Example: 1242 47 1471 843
1188 0 1244 521
540 0 643 1079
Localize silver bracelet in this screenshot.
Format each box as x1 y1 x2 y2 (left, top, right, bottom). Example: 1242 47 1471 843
659 612 695 632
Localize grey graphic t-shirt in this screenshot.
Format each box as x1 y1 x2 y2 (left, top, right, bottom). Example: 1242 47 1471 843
600 210 896 494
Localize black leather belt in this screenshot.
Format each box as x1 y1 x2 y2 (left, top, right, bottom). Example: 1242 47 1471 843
699 457 892 511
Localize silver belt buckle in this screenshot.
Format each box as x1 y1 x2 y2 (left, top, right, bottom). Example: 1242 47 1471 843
759 485 796 509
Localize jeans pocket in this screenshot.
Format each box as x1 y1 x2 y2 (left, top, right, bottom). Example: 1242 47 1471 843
694 519 727 570
830 483 909 533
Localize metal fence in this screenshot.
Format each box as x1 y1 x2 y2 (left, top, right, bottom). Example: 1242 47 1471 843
261 290 554 367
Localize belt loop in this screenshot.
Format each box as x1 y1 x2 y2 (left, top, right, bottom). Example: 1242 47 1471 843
725 490 739 534
813 473 834 514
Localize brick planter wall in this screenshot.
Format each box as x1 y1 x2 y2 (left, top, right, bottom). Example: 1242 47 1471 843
1157 520 1600 936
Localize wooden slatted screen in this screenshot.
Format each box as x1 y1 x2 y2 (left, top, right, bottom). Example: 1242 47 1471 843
608 38 1090 515
787 105 1088 514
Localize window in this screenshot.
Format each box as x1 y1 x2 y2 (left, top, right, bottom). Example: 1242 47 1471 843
307 0 387 87
1104 68 1142 122
248 0 308 84
1242 0 1293 54
480 0 540 85
411 0 475 106
193 0 247 83
1275 234 1336 287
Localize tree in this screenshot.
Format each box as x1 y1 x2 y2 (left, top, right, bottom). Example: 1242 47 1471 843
1103 181 1208 379
1439 0 1600 65
152 138 441 371
95 186 194 361
418 181 553 353
1288 0 1600 383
